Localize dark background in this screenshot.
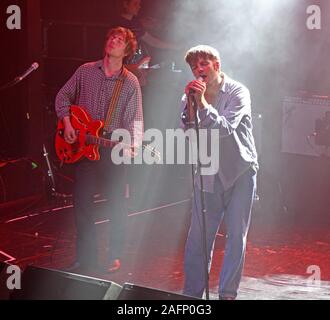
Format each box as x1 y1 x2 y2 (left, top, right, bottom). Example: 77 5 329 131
0 0 330 226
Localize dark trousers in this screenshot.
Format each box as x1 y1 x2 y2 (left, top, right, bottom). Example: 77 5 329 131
73 148 127 267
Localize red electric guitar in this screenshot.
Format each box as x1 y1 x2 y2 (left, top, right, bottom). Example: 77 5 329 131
55 105 159 164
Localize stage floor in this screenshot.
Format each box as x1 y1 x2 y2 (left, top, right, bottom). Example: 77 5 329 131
1 198 330 300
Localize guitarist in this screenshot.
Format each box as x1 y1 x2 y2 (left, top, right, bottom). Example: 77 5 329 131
55 27 143 273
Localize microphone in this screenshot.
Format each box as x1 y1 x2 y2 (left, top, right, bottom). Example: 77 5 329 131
189 75 206 94
15 62 39 82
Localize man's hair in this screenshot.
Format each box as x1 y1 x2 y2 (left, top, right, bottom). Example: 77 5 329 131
105 26 137 61
185 45 221 67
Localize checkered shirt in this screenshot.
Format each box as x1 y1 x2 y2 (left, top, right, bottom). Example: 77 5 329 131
55 60 143 144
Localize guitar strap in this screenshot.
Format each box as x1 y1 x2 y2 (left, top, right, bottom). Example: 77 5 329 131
103 67 128 135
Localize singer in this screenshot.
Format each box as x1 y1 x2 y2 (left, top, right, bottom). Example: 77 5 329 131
180 45 258 300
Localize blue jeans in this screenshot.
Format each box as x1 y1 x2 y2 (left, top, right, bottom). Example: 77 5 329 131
183 168 257 299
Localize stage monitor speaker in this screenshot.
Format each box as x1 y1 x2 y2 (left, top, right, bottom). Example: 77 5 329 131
117 283 200 300
10 266 122 300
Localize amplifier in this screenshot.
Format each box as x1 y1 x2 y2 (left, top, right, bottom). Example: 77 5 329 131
281 96 330 157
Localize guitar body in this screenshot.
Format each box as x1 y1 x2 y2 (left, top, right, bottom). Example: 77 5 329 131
55 105 104 164
55 105 160 165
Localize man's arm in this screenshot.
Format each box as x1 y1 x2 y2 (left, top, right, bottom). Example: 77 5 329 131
55 67 82 143
198 85 251 137
122 78 144 149
180 94 201 129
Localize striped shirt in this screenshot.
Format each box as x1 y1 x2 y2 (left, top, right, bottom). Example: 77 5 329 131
55 60 143 143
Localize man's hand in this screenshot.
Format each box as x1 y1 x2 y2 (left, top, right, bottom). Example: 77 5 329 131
63 116 77 144
185 79 207 108
184 79 207 122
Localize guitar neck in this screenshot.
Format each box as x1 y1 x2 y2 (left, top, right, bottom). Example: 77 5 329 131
86 134 117 148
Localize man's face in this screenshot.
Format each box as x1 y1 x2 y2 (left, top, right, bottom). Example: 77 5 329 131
124 0 141 16
105 33 127 59
190 57 220 84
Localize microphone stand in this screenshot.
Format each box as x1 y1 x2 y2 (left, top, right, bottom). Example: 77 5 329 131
0 78 20 92
188 93 210 300
0 62 39 92
43 144 56 196
42 143 73 203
